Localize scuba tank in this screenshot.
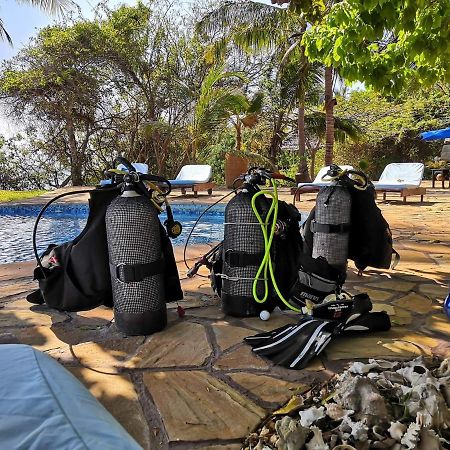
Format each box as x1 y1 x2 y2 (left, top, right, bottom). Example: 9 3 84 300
106 158 182 335
291 165 369 308
311 185 351 271
221 168 301 317
221 176 270 317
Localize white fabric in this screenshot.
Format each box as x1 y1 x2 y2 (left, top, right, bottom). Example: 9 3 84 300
297 165 354 188
175 165 212 183
374 163 424 189
0 344 142 450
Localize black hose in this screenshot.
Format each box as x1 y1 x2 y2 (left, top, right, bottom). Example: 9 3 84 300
32 186 120 275
32 189 95 273
182 189 237 276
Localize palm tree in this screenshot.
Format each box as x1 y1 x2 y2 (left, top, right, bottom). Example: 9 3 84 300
197 0 321 179
1 0 74 44
304 109 361 178
144 65 250 172
252 0 339 166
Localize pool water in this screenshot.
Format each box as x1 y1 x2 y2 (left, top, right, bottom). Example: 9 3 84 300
0 203 225 264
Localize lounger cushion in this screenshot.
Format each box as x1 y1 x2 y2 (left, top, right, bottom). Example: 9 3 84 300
374 163 424 189
298 165 354 187
0 344 141 450
169 179 199 186
171 165 212 184
117 162 149 174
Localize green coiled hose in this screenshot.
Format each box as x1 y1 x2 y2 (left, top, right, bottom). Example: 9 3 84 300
251 179 302 312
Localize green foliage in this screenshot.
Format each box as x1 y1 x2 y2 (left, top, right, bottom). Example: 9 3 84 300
303 0 450 94
334 87 449 177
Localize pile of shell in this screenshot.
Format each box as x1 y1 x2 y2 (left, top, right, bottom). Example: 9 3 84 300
244 357 450 450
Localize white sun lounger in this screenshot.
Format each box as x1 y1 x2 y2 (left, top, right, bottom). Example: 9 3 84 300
169 165 215 196
292 165 354 200
373 163 426 203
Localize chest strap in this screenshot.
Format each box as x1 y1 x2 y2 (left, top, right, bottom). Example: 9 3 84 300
225 250 265 267
110 258 164 283
310 220 350 234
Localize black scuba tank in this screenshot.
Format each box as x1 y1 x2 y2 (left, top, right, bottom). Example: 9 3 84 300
106 187 167 335
221 188 273 317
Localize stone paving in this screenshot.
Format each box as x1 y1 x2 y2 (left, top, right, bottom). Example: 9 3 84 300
0 183 449 449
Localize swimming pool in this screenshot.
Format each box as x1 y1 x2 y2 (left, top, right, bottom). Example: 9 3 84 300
0 203 225 264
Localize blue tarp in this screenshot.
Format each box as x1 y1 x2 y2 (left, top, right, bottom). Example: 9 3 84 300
0 344 142 450
420 126 450 141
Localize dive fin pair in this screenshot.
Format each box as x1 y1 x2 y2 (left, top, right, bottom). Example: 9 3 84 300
245 294 391 370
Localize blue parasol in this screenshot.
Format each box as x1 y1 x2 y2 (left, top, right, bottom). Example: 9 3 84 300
420 126 450 141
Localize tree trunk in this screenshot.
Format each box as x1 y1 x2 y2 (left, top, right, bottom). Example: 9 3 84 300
268 112 284 167
66 117 83 186
324 66 335 167
297 90 311 182
310 144 320 179
235 121 242 154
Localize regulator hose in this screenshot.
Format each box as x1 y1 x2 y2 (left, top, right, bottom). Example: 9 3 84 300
251 178 302 313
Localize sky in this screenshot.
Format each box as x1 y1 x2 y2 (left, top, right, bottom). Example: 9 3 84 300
0 0 283 62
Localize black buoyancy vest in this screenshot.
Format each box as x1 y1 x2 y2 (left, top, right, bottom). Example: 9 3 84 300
27 186 183 312
302 184 397 272
348 183 397 271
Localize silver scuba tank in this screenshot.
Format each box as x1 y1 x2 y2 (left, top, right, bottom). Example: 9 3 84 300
221 190 269 317
311 185 351 271
106 188 166 335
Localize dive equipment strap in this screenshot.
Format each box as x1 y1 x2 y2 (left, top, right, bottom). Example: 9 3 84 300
310 220 350 234
225 251 265 267
110 259 164 283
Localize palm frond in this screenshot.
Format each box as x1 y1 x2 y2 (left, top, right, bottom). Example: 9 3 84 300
305 111 361 142
17 0 75 15
247 92 264 114
197 0 282 37
0 18 13 45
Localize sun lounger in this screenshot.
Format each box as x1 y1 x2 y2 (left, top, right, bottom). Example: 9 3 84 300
169 165 215 196
291 165 354 201
373 163 426 203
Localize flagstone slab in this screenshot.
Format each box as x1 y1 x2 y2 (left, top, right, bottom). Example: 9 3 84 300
70 336 145 371
72 307 114 325
0 281 35 300
13 325 68 351
142 371 266 442
0 261 34 281
366 279 416 293
391 307 413 326
324 329 439 360
0 307 67 328
185 305 225 320
214 346 270 370
393 293 433 314
127 322 211 368
424 315 450 338
70 368 151 450
396 249 436 267
230 372 309 405
353 286 395 301
212 323 254 351
241 314 298 332
430 254 450 267
401 241 450 255
418 283 448 299
2 298 38 309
